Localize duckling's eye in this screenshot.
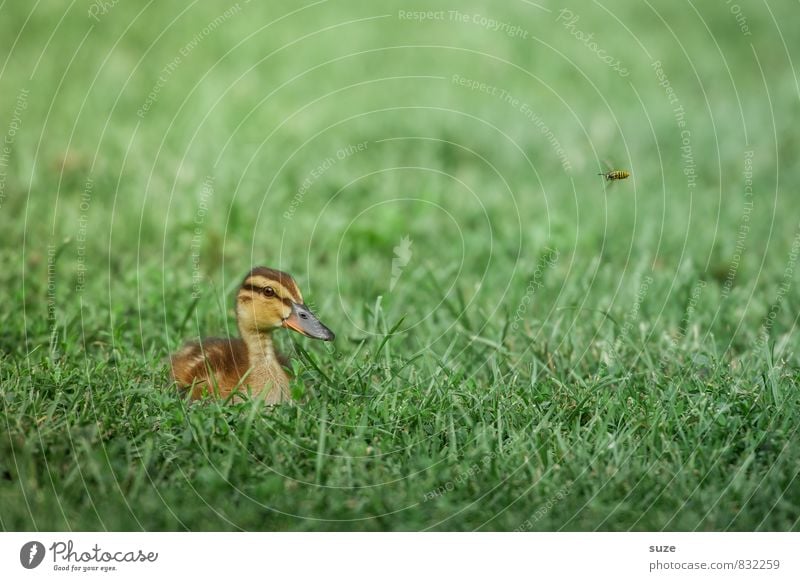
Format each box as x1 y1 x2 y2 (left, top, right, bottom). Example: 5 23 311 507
262 286 275 298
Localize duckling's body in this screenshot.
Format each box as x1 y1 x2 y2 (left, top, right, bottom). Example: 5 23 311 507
170 267 334 404
171 336 291 403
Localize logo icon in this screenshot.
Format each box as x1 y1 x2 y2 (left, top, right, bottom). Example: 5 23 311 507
20 541 45 569
390 236 413 291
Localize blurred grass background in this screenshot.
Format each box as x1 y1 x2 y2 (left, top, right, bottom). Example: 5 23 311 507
1 0 799 530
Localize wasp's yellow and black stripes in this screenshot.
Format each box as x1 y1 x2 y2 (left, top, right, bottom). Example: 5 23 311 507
598 170 630 181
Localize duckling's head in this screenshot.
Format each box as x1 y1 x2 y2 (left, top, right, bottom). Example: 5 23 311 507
236 266 335 341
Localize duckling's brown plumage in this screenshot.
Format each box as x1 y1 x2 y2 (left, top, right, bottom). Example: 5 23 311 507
170 266 334 404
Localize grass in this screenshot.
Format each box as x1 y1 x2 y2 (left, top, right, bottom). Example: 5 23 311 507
2 0 800 530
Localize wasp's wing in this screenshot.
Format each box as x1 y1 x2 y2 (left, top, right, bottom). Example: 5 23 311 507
600 176 617 194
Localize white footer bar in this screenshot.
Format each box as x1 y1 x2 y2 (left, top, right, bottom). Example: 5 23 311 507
2 532 797 580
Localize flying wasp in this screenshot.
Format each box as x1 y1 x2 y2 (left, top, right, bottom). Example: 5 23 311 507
598 169 630 181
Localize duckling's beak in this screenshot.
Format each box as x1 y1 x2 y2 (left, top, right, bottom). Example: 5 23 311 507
282 302 335 341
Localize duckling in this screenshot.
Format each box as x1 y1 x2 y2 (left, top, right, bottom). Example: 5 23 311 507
170 266 334 404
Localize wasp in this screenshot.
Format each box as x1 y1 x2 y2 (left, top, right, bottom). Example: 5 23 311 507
598 169 630 181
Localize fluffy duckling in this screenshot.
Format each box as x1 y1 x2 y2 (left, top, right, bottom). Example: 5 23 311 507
171 266 334 404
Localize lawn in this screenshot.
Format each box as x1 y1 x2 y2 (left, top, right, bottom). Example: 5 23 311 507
1 0 799 531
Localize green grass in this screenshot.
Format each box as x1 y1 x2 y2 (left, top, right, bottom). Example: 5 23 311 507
2 0 800 530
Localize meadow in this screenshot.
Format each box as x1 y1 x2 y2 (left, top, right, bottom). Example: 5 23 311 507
1 0 799 531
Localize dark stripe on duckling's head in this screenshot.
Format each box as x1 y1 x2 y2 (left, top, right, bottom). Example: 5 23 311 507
240 266 303 303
